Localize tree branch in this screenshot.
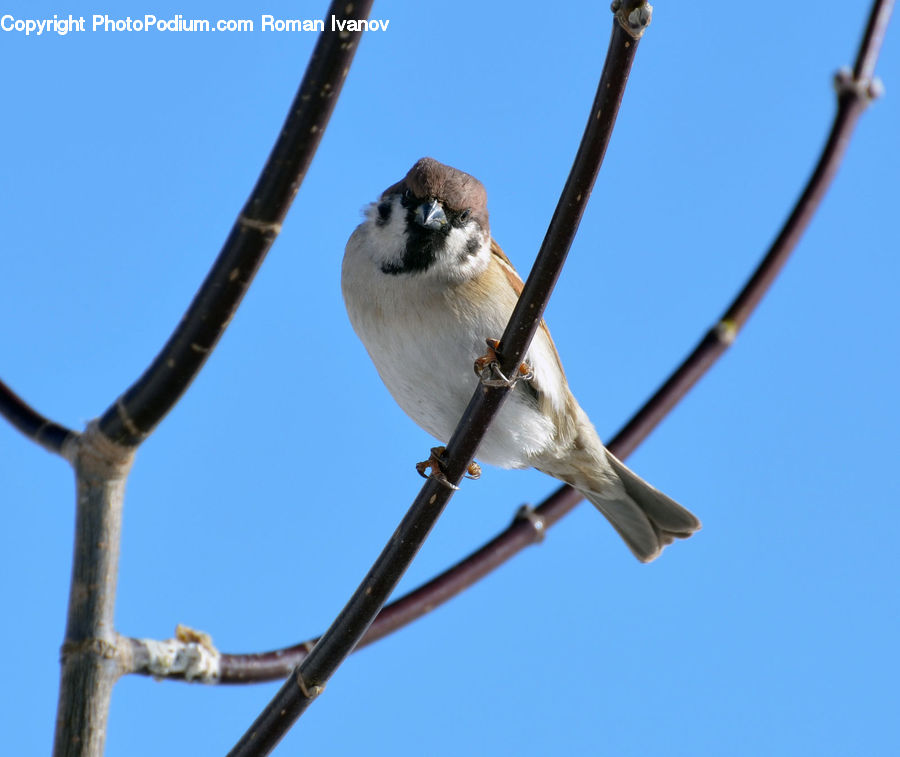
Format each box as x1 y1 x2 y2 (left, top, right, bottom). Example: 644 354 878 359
226 7 650 754
136 0 893 688
49 5 374 755
96 0 374 447
0 378 78 459
52 425 134 757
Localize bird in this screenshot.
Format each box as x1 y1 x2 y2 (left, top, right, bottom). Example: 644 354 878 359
341 157 701 562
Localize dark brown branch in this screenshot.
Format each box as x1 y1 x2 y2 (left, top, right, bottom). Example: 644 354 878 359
614 0 892 458
854 0 895 81
145 0 893 687
0 378 78 458
97 0 374 447
227 9 649 754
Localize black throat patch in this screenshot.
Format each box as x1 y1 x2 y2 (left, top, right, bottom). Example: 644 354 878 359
380 205 449 276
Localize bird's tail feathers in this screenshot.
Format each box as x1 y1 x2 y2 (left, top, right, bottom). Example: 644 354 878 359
579 450 701 563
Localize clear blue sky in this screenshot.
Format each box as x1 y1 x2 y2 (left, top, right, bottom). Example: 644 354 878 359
2 2 898 755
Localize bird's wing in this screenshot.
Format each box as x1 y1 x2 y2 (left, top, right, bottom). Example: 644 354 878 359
489 239 565 376
489 240 579 442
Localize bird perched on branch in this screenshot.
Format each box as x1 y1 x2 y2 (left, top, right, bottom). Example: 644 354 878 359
342 157 700 562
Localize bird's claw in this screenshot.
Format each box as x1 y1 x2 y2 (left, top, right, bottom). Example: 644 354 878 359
473 338 502 377
474 338 533 388
415 446 482 489
416 446 459 490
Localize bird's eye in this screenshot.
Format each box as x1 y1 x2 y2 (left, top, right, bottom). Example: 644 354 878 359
402 188 412 201
459 209 471 222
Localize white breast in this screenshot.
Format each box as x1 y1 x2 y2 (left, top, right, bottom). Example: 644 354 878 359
342 221 558 468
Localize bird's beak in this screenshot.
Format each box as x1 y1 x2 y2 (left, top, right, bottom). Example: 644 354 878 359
415 199 447 230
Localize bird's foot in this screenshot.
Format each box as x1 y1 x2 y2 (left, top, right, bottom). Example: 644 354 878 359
416 446 458 490
474 338 533 388
415 446 481 490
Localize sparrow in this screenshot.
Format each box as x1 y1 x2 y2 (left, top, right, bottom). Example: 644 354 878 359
341 157 701 562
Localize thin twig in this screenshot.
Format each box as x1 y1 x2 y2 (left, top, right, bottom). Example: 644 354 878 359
97 0 374 447
0 378 78 459
227 8 649 754
145 0 893 687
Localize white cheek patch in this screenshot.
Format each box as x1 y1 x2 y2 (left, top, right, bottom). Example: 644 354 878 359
431 224 490 282
360 197 410 269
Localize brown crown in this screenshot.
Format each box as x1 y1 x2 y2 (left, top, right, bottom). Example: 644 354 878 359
383 157 490 233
